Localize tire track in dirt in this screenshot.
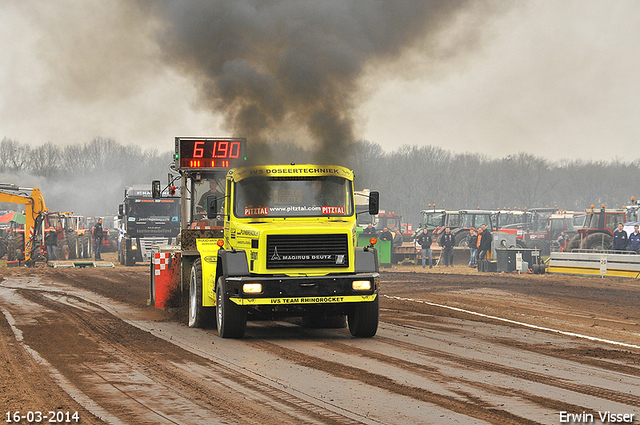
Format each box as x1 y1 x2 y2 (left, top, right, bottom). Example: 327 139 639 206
0 310 106 424
373 335 640 407
322 340 599 417
246 340 543 425
13 287 373 425
488 337 640 377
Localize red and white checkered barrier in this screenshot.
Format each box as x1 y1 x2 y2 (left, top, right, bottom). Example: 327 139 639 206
154 252 169 276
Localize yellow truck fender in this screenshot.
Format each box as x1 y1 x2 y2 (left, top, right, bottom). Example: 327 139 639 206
195 239 223 307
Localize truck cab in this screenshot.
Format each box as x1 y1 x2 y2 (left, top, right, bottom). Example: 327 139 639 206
118 185 181 265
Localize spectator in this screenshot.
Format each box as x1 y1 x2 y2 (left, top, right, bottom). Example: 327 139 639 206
378 227 392 242
417 229 433 268
628 225 640 253
392 228 403 247
556 231 570 251
613 223 628 252
93 218 104 261
441 226 455 267
478 224 492 262
45 227 58 261
363 223 375 235
468 228 478 267
475 227 483 265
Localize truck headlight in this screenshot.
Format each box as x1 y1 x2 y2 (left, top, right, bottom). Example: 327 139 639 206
352 280 371 291
243 283 263 294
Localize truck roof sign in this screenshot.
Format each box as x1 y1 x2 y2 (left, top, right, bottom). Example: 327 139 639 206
230 164 354 182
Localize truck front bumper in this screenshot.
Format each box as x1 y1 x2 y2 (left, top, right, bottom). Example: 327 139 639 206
224 273 379 306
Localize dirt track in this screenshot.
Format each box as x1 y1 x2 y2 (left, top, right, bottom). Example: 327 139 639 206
1 253 639 424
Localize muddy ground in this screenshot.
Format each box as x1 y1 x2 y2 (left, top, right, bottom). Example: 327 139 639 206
1 252 639 424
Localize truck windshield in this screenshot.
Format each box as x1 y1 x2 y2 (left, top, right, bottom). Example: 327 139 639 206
128 199 180 221
234 176 353 218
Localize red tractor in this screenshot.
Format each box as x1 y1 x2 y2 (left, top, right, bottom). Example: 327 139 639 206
376 211 412 240
565 205 626 251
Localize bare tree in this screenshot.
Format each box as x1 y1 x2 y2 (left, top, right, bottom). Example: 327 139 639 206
0 138 31 172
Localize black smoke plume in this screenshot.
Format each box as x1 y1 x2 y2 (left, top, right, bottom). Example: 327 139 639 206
137 0 483 165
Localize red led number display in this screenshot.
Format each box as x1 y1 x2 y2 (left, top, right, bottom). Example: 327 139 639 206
178 139 245 169
191 141 240 159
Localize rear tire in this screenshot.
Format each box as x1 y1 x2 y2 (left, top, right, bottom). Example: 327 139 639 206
67 233 78 259
586 233 613 251
216 276 247 338
348 297 379 337
57 242 70 260
188 259 215 328
566 235 581 252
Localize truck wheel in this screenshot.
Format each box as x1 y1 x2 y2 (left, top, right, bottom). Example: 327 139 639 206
348 297 379 337
188 259 215 328
216 276 247 338
123 243 135 266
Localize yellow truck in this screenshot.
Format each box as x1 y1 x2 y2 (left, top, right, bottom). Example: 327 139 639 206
151 137 380 338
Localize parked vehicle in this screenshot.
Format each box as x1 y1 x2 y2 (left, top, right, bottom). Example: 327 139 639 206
565 205 626 251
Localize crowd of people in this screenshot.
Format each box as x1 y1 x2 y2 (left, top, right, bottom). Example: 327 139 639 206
44 218 105 262
363 222 494 269
365 219 640 271
613 223 640 253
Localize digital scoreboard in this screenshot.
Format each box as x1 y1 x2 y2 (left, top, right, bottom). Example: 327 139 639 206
175 137 247 170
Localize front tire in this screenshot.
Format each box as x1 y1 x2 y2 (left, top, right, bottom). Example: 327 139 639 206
123 241 135 266
188 259 215 328
216 276 247 338
456 232 469 248
348 297 379 337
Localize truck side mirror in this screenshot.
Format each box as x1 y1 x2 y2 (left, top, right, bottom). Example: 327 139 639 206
152 180 161 199
207 195 217 219
368 191 379 215
118 204 124 217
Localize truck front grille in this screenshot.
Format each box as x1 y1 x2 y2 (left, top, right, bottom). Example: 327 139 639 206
266 234 349 269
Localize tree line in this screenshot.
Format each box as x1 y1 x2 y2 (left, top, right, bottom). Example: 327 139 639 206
0 137 171 215
1 137 638 226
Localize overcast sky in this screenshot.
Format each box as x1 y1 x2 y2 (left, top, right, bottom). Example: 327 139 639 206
1 1 638 162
